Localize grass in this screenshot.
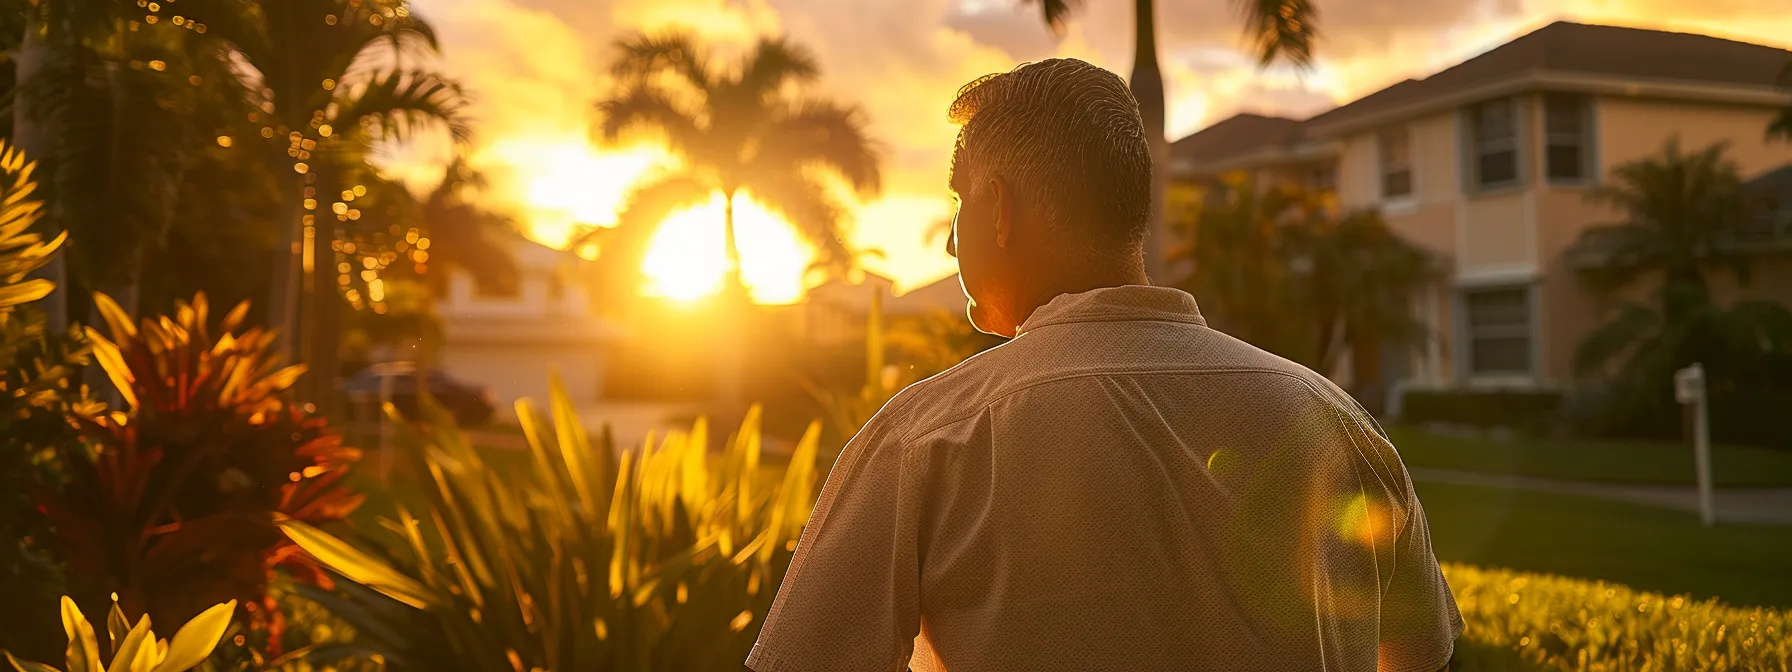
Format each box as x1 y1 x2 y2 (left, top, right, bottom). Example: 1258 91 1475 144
1419 480 1792 609
1442 564 1789 671
1389 426 1792 488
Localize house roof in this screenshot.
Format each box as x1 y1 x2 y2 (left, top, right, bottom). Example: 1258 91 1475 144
1169 113 1305 167
1306 21 1792 134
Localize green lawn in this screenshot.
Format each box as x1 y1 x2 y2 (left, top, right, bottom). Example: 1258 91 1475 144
1389 425 1792 488
1418 480 1792 608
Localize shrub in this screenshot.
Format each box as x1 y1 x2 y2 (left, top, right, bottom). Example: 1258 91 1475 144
0 140 103 663
1401 389 1565 434
31 293 362 642
2 595 237 672
1444 564 1789 671
280 375 824 671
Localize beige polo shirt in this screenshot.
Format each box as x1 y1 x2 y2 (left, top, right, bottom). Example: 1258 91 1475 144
749 285 1462 672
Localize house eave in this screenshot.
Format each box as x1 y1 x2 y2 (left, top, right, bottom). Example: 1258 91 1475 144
1305 71 1789 138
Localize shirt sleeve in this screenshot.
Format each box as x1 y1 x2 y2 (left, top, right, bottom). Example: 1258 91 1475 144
1376 469 1465 672
746 415 926 672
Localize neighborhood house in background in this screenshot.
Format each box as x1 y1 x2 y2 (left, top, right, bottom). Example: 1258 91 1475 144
435 232 622 419
1170 21 1792 413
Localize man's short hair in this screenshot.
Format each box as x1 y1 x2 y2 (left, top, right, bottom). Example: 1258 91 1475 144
948 58 1151 253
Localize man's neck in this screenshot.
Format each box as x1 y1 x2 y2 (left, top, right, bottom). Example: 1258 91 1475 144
1010 263 1149 334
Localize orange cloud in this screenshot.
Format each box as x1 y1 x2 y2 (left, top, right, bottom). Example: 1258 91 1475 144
400 0 1792 294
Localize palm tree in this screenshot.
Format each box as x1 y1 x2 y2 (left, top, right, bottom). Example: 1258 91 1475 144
414 157 519 298
1281 204 1442 401
1770 60 1791 142
1018 0 1318 279
7 0 264 327
236 0 465 400
592 31 881 411
1570 138 1792 420
1170 175 1439 398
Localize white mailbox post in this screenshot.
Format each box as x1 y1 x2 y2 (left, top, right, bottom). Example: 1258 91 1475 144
1673 363 1714 526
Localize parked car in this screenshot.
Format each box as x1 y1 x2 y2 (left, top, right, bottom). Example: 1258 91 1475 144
341 365 496 427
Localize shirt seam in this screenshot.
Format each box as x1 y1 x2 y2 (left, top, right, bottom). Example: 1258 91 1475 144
1017 314 1207 335
898 366 1338 444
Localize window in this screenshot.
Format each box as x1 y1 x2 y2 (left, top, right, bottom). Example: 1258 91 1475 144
1467 99 1519 189
1544 94 1590 182
1379 130 1413 199
1463 286 1533 376
1310 166 1337 192
474 275 519 299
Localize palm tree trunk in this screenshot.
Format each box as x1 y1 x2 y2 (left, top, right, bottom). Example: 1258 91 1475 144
717 189 746 416
1129 0 1169 283
15 18 69 332
268 203 303 361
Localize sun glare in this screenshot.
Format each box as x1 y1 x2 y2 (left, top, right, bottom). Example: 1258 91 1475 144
504 137 662 244
641 193 812 305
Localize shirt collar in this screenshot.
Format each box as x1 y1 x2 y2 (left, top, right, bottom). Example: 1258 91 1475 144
1015 285 1206 336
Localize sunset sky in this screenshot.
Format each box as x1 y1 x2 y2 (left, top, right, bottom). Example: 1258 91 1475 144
387 0 1792 300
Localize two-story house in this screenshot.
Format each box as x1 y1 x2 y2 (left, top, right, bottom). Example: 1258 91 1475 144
1171 21 1792 401
437 232 622 418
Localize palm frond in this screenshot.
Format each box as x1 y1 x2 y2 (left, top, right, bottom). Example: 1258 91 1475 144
587 171 712 297
419 159 517 292
610 30 711 91
595 86 704 156
1238 0 1319 68
34 39 201 295
1769 61 1792 143
1578 136 1747 291
739 170 853 275
1573 302 1661 376
1018 0 1081 37
334 69 470 145
754 101 882 197
738 37 819 99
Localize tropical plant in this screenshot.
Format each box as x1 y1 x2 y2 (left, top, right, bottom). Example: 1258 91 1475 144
0 140 100 664
29 292 363 641
410 158 518 299
1169 175 1440 390
278 377 826 671
1017 0 1319 275
6 0 265 325
3 595 238 672
241 0 466 400
1569 138 1792 436
589 30 882 410
1770 60 1791 143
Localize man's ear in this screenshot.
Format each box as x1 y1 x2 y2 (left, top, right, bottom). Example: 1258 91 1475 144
989 177 1013 250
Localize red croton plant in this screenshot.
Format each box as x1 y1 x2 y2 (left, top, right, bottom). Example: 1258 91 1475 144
32 292 363 653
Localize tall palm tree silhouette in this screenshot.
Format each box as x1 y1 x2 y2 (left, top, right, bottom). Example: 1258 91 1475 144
593 31 882 412
1019 0 1318 276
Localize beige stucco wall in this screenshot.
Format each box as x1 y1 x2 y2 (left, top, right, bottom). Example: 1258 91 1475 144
1599 98 1792 177
1532 97 1792 381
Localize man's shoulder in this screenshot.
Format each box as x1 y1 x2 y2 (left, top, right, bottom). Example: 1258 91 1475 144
870 321 1360 443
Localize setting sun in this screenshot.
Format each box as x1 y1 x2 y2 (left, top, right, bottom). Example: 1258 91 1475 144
642 193 813 304
502 136 662 245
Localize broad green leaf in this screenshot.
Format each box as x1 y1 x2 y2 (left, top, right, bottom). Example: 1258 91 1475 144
0 278 52 308
81 328 138 410
4 651 61 672
60 597 100 672
278 519 440 610
150 600 235 672
105 616 152 672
